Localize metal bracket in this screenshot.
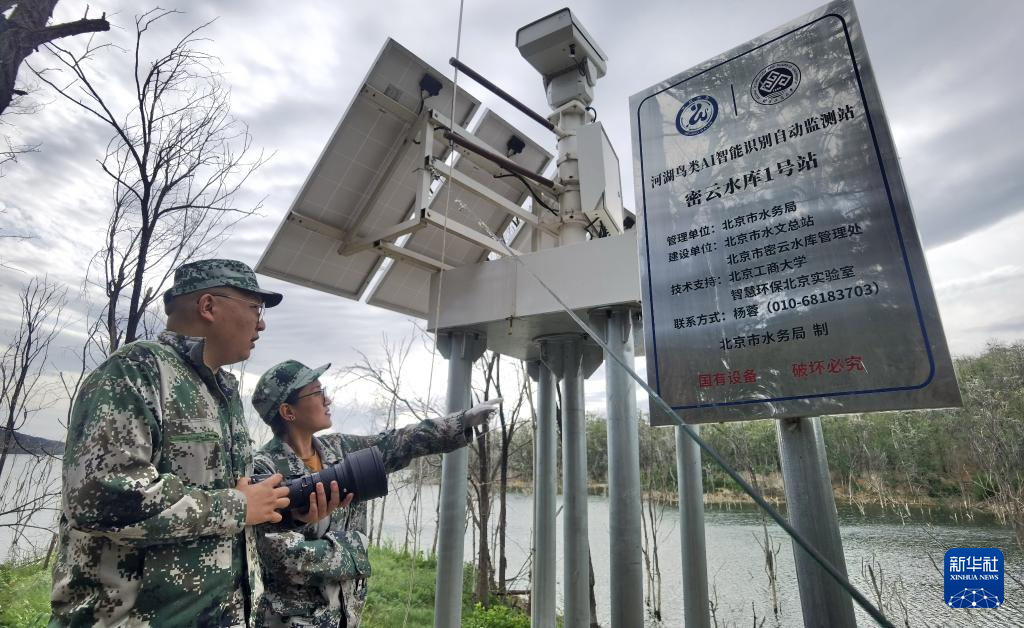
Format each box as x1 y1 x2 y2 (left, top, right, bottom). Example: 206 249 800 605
360 83 419 123
287 211 349 242
338 215 425 255
535 333 603 379
587 305 640 346
373 240 453 272
422 208 520 257
436 329 487 361
427 158 560 237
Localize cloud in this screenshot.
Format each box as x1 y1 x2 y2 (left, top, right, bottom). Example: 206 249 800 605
925 211 1024 355
2 0 1023 441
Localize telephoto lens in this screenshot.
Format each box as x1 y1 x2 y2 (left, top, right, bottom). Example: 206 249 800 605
251 445 389 514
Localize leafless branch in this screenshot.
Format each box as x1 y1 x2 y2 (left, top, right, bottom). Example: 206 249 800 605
30 9 266 353
0 0 110 117
0 275 68 481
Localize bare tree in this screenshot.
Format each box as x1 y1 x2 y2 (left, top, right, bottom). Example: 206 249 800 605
0 275 67 480
341 332 445 549
494 360 529 597
638 421 672 622
33 9 267 352
0 276 68 561
340 331 458 628
0 132 38 174
0 0 109 115
0 448 60 562
469 353 496 605
1 1 108 174
343 334 441 424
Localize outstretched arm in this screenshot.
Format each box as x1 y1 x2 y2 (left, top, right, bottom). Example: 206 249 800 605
335 399 501 473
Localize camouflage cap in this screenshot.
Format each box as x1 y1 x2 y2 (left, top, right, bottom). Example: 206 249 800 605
252 360 331 424
163 259 283 306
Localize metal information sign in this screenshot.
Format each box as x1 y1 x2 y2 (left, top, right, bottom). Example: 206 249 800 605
630 0 961 425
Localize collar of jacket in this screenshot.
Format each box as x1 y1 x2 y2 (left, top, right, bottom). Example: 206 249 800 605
157 329 238 397
263 434 343 479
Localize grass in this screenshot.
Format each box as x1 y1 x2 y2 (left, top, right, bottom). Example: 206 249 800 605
362 544 478 627
0 546 531 628
0 560 51 628
357 544 535 627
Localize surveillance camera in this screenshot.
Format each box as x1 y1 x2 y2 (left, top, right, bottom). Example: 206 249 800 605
517 8 607 107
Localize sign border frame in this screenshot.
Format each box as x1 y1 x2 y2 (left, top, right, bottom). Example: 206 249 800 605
634 11 938 412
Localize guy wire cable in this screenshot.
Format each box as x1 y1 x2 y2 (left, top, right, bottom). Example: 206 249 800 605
403 1 466 626
449 197 895 628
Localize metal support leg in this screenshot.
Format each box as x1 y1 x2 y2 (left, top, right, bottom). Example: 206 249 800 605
776 416 857 628
561 338 589 628
528 357 557 628
537 334 601 628
676 424 711 628
602 307 644 628
434 330 486 628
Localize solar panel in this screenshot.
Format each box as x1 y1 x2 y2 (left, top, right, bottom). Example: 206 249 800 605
257 38 481 299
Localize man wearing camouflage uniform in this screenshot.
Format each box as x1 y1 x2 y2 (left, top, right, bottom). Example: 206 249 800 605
250 360 499 628
51 259 302 627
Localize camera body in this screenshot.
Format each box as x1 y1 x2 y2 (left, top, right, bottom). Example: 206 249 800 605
516 8 607 107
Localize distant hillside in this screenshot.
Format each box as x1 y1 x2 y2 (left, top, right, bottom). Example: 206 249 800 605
0 428 64 456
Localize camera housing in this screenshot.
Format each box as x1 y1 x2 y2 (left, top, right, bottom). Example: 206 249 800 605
516 8 607 107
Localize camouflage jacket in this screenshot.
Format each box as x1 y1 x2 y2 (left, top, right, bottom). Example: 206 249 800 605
50 331 262 627
252 413 472 628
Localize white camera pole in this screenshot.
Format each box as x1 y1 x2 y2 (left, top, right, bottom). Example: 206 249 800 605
516 9 645 627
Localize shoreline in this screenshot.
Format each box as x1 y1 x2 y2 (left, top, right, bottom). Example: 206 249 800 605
503 479 1016 521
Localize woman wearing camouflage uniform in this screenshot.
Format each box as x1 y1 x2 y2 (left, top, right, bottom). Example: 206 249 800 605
250 360 498 627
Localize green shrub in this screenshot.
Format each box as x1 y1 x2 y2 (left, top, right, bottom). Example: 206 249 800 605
462 602 531 628
0 561 51 628
971 473 1000 502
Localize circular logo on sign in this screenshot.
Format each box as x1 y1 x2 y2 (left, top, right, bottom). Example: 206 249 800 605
675 95 719 136
751 61 801 105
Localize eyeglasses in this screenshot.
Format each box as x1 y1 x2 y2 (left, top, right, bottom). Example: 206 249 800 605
206 292 266 321
295 387 330 405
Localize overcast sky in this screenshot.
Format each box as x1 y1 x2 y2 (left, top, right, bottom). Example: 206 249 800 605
2 0 1023 441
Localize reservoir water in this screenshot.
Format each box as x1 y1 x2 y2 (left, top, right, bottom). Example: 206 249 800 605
378 481 1021 627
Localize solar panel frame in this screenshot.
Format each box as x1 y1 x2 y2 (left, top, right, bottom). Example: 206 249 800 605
256 38 481 301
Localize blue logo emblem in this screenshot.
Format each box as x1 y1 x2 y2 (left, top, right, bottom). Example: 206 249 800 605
944 548 1004 608
675 95 718 136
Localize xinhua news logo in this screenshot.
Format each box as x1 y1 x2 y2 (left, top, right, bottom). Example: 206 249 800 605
944 548 1004 609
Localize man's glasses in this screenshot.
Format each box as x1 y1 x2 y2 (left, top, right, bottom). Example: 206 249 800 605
295 387 330 405
206 292 266 321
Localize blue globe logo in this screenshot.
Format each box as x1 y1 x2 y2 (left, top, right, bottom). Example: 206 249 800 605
947 588 1002 608
675 95 718 136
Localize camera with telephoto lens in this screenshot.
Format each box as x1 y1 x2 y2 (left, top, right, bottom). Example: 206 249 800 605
251 445 389 514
